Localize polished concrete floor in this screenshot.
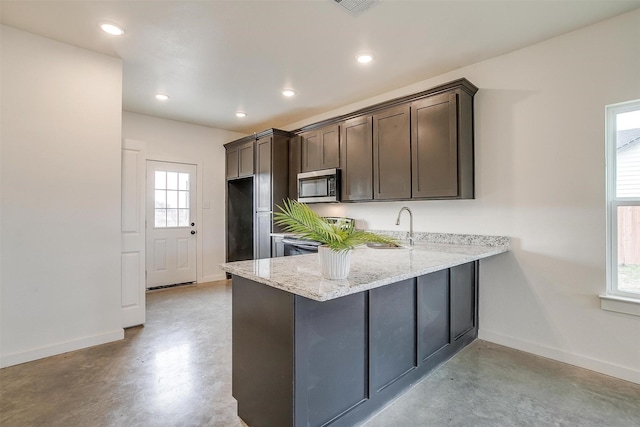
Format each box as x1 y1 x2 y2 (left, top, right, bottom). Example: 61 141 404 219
1 280 639 427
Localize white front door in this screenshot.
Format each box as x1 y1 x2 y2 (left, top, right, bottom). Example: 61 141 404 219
121 139 146 327
146 161 197 288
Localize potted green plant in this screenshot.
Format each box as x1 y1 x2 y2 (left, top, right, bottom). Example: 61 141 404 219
274 199 398 279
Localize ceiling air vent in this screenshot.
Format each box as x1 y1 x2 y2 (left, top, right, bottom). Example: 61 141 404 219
334 0 380 16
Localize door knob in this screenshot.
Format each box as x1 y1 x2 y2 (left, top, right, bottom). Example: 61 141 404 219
191 230 196 235
191 222 195 226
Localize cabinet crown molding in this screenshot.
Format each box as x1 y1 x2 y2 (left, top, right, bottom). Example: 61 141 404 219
224 128 295 148
293 78 478 135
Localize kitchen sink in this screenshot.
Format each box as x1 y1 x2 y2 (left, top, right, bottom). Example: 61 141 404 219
366 242 410 249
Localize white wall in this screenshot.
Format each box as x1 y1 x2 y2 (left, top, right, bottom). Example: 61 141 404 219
286 10 640 383
122 112 246 282
1 26 124 367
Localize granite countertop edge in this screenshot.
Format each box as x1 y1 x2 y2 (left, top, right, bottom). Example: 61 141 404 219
221 233 510 301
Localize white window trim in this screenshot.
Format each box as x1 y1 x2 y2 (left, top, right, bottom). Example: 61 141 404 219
599 294 640 316
601 99 640 316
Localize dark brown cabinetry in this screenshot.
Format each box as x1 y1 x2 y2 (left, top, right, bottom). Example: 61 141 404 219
232 260 478 427
226 140 254 179
294 78 477 203
255 211 272 260
340 115 373 201
411 87 474 200
255 136 272 213
373 105 411 200
288 135 301 200
224 129 292 262
450 261 476 340
300 124 339 172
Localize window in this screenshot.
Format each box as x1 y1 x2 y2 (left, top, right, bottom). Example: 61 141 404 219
605 100 640 309
154 170 191 228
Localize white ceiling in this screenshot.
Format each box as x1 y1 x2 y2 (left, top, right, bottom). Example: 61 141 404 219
2 0 639 134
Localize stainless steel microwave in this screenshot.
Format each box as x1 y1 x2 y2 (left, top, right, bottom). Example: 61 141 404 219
297 168 340 203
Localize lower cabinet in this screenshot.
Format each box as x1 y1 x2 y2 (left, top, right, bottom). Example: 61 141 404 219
451 261 476 339
232 261 478 427
370 278 416 391
417 269 450 361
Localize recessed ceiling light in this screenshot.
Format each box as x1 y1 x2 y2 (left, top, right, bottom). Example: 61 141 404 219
236 111 247 118
100 23 125 36
356 53 374 64
155 93 169 101
281 89 296 97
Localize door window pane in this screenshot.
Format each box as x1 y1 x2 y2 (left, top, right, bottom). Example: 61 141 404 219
167 209 178 227
167 172 178 190
166 190 178 209
155 190 166 208
155 171 166 189
179 173 189 191
178 191 189 209
154 169 191 228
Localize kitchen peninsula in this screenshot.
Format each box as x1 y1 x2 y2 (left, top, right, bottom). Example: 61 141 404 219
220 233 509 427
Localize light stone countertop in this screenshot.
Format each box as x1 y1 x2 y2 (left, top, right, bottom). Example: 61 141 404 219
220 233 509 302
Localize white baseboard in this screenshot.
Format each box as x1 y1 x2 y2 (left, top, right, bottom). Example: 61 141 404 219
0 329 124 369
199 273 228 283
479 329 640 385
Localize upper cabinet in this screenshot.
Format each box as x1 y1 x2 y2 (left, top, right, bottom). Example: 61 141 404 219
226 139 254 179
251 130 291 214
412 93 459 199
340 115 373 201
373 105 411 200
295 78 477 202
255 136 272 212
412 87 474 200
288 135 302 200
300 124 340 172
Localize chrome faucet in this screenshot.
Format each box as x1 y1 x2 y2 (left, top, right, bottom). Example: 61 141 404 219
395 207 414 246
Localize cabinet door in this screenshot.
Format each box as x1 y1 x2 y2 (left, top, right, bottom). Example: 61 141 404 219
417 270 449 362
373 105 411 200
450 262 476 341
300 125 339 172
255 212 272 259
340 116 373 201
226 146 239 179
411 92 458 198
289 135 301 200
255 136 272 212
300 130 320 173
238 141 254 177
318 125 339 169
272 236 285 258
370 278 416 391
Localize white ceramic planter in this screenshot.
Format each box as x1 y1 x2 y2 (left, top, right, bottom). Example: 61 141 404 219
318 246 352 280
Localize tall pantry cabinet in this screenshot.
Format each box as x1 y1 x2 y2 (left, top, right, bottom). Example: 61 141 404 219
225 129 292 262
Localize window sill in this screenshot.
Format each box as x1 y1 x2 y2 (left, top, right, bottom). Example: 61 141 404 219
599 294 640 317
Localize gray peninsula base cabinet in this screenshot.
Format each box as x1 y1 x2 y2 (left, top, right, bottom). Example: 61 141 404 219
232 261 478 427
